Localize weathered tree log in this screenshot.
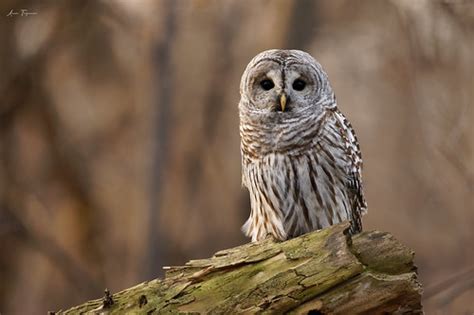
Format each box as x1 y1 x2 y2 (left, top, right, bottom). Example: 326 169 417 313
57 223 423 314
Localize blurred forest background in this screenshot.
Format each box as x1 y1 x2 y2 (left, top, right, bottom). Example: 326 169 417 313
0 0 473 314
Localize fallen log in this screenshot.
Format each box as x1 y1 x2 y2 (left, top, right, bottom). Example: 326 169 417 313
57 223 423 314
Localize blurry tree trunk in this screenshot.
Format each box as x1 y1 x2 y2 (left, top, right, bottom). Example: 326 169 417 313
57 223 423 314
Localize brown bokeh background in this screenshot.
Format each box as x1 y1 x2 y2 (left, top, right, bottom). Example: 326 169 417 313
1 0 473 314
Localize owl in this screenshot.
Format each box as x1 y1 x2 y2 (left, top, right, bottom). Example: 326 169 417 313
239 49 367 242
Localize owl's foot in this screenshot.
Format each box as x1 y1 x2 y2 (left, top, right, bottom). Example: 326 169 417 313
264 233 283 243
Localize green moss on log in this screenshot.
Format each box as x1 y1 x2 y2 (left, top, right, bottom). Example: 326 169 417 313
57 223 423 314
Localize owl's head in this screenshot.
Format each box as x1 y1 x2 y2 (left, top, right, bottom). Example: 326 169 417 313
239 49 334 116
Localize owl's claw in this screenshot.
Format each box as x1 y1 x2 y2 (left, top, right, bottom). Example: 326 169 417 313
264 233 282 243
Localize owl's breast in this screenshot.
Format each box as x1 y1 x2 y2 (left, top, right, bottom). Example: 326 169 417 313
240 110 330 158
242 146 353 239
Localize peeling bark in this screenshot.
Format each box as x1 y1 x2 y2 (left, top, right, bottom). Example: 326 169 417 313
57 223 423 314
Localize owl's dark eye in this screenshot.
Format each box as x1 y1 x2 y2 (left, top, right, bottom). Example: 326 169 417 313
260 79 275 91
292 79 306 91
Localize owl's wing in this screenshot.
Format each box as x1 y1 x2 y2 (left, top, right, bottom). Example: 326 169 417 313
240 147 250 188
332 109 367 232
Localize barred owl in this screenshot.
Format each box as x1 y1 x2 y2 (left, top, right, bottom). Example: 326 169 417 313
239 49 367 242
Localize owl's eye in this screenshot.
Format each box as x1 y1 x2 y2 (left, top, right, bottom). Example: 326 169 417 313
292 79 306 91
260 79 275 91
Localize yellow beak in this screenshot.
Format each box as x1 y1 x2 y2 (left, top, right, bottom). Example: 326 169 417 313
280 93 287 112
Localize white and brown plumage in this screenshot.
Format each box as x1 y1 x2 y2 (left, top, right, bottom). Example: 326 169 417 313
239 49 367 242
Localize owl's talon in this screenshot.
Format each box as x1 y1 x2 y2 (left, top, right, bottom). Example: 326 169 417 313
264 233 277 242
